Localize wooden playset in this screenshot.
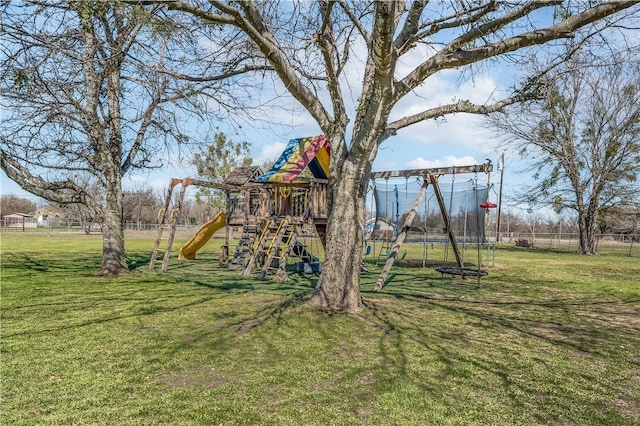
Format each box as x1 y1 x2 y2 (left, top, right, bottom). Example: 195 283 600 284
149 135 330 280
149 134 495 284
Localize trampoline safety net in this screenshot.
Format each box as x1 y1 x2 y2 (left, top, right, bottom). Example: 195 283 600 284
370 178 489 243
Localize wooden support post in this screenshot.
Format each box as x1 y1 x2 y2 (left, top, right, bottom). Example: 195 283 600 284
374 180 429 291
429 174 464 269
160 179 191 272
149 178 182 270
370 162 492 179
315 223 326 249
273 231 296 281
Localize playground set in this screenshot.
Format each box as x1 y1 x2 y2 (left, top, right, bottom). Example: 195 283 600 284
149 135 496 284
368 163 495 288
149 135 330 280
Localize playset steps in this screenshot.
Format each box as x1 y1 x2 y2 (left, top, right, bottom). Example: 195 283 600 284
149 178 190 272
228 224 261 270
237 218 316 281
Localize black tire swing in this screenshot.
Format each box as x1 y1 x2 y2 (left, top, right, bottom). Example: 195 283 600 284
435 172 488 279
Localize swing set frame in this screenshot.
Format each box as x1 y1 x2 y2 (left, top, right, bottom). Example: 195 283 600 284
370 162 493 290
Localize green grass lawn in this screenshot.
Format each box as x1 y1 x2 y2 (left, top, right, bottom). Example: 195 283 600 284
1 232 639 425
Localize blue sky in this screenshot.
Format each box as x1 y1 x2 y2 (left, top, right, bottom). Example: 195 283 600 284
0 4 596 215
0 68 534 213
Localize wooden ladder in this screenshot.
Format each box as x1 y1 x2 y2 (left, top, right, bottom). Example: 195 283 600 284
258 218 292 279
149 178 191 272
229 223 259 270
241 219 274 276
271 228 299 280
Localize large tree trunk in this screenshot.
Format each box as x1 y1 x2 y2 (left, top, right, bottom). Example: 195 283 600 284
98 177 129 276
310 169 368 313
577 210 598 255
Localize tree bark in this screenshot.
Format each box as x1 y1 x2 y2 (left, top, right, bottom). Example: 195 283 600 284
310 167 368 313
98 172 129 276
577 209 598 255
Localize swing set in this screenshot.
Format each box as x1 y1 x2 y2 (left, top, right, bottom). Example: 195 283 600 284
367 162 496 290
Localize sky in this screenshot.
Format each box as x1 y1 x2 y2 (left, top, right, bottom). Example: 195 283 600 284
2 3 630 217
0 71 541 217
0 105 528 211
143 38 533 212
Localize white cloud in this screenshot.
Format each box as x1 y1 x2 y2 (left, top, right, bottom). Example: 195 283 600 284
122 174 171 194
395 44 440 80
390 73 502 122
396 113 493 149
383 71 506 161
407 155 479 169
257 141 287 164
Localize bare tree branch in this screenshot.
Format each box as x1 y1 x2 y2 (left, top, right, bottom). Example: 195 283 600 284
399 1 499 55
1 144 92 207
158 64 274 82
388 93 533 133
396 2 638 101
232 1 333 128
336 0 371 42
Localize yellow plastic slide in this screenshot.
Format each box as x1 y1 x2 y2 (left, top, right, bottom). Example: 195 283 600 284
178 212 226 260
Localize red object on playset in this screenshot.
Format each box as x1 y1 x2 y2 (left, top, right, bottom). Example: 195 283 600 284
479 202 497 209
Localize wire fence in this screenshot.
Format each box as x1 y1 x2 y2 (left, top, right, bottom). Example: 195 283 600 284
2 219 638 257
492 231 639 250
0 220 227 241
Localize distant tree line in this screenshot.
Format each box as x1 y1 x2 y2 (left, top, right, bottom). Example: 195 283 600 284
4 190 638 240
0 195 37 216
1 190 224 230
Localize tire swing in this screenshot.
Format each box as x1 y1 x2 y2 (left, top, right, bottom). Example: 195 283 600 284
435 172 488 280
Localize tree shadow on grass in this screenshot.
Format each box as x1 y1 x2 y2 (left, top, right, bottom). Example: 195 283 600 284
367 269 640 350
139 255 320 332
127 252 154 270
3 252 102 275
2 292 223 338
190 274 317 333
231 290 313 333
363 273 638 382
5 249 318 339
357 285 640 423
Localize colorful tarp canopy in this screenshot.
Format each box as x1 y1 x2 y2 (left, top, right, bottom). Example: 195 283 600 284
256 135 330 182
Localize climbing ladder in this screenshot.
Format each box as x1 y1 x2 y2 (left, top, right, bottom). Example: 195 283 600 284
260 224 297 280
239 218 297 280
228 222 261 270
149 178 191 272
240 218 274 275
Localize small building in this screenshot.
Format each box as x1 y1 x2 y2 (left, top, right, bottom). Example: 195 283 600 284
2 213 37 229
36 206 63 227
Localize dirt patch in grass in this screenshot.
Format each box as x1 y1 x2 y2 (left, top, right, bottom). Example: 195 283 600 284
155 365 229 389
613 395 638 418
580 300 640 327
236 316 268 333
491 262 509 270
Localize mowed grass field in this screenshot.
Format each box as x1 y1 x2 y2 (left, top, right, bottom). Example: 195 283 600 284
1 232 639 425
